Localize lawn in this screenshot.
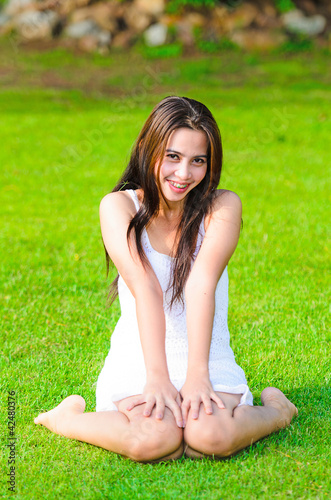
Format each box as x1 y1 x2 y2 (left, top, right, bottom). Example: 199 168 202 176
0 40 330 499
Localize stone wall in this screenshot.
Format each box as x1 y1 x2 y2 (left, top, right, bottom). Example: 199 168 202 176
0 0 330 52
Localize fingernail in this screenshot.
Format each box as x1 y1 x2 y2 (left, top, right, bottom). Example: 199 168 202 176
156 414 162 419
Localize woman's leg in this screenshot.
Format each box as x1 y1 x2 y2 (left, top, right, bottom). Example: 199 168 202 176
34 395 184 463
184 387 298 459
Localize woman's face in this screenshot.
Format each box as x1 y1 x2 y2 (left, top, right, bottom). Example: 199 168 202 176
155 127 208 206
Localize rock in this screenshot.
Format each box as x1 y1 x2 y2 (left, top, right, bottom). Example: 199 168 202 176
97 30 111 46
184 12 206 29
159 13 181 28
282 9 326 36
124 4 151 32
254 12 282 29
217 3 260 33
73 18 111 52
230 29 287 51
143 22 167 46
78 33 98 52
57 0 91 17
0 13 11 27
70 2 118 33
4 0 36 17
299 1 318 16
261 2 277 18
111 29 136 49
173 11 206 45
213 6 228 24
64 18 111 51
0 0 330 50
14 9 60 40
254 2 282 30
174 19 195 47
124 0 165 33
0 13 15 35
65 19 99 38
134 0 165 17
77 32 110 52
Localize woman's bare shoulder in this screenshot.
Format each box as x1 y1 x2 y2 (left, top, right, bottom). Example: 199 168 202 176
99 190 137 222
212 189 242 209
204 189 242 231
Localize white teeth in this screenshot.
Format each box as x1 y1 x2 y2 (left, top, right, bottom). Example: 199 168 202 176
169 181 188 188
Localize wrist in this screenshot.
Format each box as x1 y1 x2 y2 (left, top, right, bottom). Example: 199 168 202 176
146 368 170 382
186 363 209 379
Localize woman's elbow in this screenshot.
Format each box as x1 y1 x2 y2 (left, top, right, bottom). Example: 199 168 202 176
131 276 163 301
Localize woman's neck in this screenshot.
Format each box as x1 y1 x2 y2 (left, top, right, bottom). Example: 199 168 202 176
158 197 184 223
136 187 183 224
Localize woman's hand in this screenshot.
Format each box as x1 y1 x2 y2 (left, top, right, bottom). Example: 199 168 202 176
126 377 184 428
180 373 225 426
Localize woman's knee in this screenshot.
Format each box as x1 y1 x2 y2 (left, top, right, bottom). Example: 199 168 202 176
184 417 237 458
127 416 183 463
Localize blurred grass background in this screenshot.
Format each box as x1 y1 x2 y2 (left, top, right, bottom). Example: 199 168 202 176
0 40 330 498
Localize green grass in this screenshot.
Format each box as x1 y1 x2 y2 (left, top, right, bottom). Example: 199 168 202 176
1 42 330 499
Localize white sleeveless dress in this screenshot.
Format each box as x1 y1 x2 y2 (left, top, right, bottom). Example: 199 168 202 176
96 189 253 411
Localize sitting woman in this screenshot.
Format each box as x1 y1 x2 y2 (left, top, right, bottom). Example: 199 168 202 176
35 96 297 463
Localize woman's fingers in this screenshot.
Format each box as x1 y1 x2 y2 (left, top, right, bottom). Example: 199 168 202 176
182 393 224 421
167 399 184 428
211 393 225 409
175 392 182 407
190 400 201 420
155 399 165 420
201 394 213 415
126 396 144 411
201 393 225 413
143 397 156 417
128 387 184 428
181 398 190 425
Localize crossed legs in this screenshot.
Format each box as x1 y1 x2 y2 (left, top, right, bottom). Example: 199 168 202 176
34 388 297 462
184 388 298 459
34 395 183 463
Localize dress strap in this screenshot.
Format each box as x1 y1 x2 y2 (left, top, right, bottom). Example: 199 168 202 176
127 189 140 212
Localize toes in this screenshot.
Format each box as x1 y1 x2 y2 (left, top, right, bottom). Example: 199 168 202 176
291 404 298 419
261 387 298 423
34 412 49 426
34 414 44 425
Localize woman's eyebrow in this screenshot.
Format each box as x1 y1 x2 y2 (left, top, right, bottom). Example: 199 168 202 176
166 149 208 157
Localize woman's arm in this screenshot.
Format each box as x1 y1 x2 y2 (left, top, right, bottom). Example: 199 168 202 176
181 190 242 423
100 192 183 426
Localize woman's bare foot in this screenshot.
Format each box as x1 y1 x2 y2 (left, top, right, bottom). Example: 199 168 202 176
34 395 86 436
261 387 298 429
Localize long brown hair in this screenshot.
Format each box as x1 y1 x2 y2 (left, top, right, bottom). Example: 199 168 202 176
104 96 223 307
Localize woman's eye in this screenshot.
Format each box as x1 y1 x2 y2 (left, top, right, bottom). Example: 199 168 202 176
194 158 205 164
167 154 179 160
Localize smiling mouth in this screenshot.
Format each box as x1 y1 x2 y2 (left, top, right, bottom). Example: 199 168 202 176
168 180 189 189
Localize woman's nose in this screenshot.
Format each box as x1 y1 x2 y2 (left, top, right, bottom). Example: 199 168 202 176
175 161 191 180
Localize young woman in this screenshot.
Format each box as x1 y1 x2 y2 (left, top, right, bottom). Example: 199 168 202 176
34 96 297 463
